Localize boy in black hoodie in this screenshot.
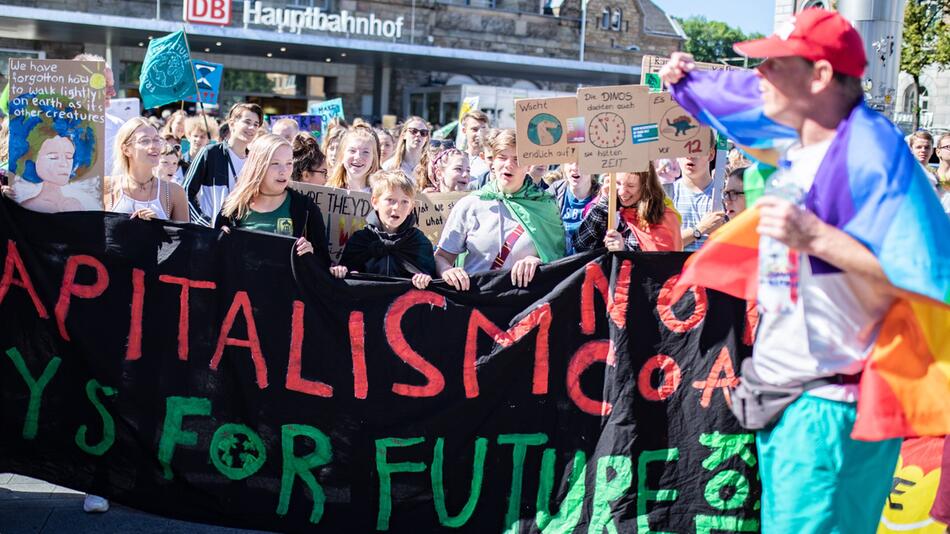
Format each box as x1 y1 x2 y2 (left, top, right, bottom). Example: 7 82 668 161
331 170 436 288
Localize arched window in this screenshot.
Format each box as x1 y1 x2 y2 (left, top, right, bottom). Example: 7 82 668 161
902 85 917 114
611 8 622 31
600 8 611 30
919 86 930 111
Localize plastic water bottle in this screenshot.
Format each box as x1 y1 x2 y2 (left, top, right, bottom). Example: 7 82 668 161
757 170 805 315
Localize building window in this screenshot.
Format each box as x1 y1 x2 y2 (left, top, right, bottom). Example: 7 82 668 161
600 8 611 30
611 8 622 31
902 85 917 114
919 86 929 111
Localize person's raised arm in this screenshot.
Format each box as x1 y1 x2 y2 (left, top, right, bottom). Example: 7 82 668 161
658 52 696 87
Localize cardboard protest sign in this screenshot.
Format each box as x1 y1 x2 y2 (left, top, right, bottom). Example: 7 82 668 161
6 58 105 212
184 60 224 105
269 114 322 134
514 96 578 166
648 91 711 160
576 85 650 174
290 182 371 262
308 98 345 137
415 190 469 244
641 55 744 92
0 201 760 532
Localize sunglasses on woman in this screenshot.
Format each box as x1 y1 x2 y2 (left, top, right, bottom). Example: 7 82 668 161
429 139 455 150
406 127 429 137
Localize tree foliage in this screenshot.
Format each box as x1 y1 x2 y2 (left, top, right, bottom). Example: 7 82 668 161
676 16 764 65
901 0 950 127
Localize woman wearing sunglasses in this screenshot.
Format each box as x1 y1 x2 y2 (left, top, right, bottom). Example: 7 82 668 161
383 116 428 178
291 133 328 186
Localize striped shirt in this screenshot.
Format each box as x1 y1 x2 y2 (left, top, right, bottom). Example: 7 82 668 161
672 179 715 252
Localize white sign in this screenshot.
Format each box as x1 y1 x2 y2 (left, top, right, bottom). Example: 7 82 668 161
184 0 233 26
243 1 404 39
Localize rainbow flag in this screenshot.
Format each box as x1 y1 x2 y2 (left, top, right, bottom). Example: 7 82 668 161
670 70 950 441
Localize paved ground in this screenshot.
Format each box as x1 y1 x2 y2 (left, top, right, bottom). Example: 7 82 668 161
0 473 273 534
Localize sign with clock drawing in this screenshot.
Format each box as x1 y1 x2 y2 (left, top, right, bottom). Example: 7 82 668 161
577 85 650 174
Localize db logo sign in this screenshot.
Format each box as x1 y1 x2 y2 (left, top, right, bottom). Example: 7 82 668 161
184 0 232 26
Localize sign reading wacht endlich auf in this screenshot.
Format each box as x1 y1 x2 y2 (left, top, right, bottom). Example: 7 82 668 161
242 1 405 39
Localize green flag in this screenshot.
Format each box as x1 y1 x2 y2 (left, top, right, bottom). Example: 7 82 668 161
139 31 195 109
742 162 775 206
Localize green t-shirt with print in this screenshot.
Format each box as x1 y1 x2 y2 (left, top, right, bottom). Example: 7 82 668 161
240 194 294 236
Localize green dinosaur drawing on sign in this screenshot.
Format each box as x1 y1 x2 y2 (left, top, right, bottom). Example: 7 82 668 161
666 116 697 137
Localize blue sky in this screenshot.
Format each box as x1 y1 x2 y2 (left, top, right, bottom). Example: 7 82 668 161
651 0 775 36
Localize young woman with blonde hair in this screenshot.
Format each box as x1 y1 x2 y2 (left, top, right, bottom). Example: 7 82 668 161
383 116 428 177
105 117 189 222
326 126 380 192
573 162 682 253
215 134 331 267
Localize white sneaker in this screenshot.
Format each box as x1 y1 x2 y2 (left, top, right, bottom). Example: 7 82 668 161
83 494 109 513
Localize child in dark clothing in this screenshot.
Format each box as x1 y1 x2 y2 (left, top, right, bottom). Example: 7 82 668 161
331 170 436 288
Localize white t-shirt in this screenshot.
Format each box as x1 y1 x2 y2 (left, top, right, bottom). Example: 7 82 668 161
437 195 539 273
469 153 489 179
227 147 246 189
752 139 895 402
104 113 126 176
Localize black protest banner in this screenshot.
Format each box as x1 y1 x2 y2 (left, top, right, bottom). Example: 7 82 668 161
0 199 760 532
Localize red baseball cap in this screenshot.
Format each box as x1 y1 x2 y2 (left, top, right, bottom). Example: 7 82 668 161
733 8 866 78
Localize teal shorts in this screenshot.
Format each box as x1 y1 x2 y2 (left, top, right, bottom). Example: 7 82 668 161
756 393 901 533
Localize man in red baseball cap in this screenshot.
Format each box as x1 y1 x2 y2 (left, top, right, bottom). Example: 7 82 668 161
661 8 906 534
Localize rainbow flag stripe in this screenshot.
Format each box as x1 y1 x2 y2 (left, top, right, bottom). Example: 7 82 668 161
670 70 950 440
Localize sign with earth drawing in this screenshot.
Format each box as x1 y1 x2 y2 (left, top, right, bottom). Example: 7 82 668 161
514 96 578 166
6 58 106 213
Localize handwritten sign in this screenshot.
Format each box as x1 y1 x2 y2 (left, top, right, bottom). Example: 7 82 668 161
641 55 744 92
514 96 578 166
308 98 345 138
648 92 710 160
290 182 371 263
415 191 469 244
576 85 650 174
6 59 105 212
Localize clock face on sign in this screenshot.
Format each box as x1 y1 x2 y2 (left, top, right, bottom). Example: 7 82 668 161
589 112 626 148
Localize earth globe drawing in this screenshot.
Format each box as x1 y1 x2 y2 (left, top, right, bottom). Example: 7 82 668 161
527 113 563 146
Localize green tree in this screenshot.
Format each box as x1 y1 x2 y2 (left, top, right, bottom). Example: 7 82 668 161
901 0 950 130
676 16 764 65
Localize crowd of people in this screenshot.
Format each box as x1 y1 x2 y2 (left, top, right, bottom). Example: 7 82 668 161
0 17 949 528
101 103 763 291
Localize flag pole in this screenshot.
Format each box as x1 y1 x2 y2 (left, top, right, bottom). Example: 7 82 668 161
607 172 617 232
180 26 212 137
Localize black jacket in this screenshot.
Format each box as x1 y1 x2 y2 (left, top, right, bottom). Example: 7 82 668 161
184 142 241 225
214 188 331 268
339 211 436 277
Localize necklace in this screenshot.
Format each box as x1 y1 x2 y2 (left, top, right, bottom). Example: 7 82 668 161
126 174 154 195
258 190 286 197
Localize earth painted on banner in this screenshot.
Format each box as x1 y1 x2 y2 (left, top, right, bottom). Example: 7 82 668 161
148 52 187 89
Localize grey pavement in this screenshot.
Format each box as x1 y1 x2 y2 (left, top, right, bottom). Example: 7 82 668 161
0 474 274 534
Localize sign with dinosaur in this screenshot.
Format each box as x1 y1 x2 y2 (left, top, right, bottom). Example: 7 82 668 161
514 96 578 166
648 92 711 160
